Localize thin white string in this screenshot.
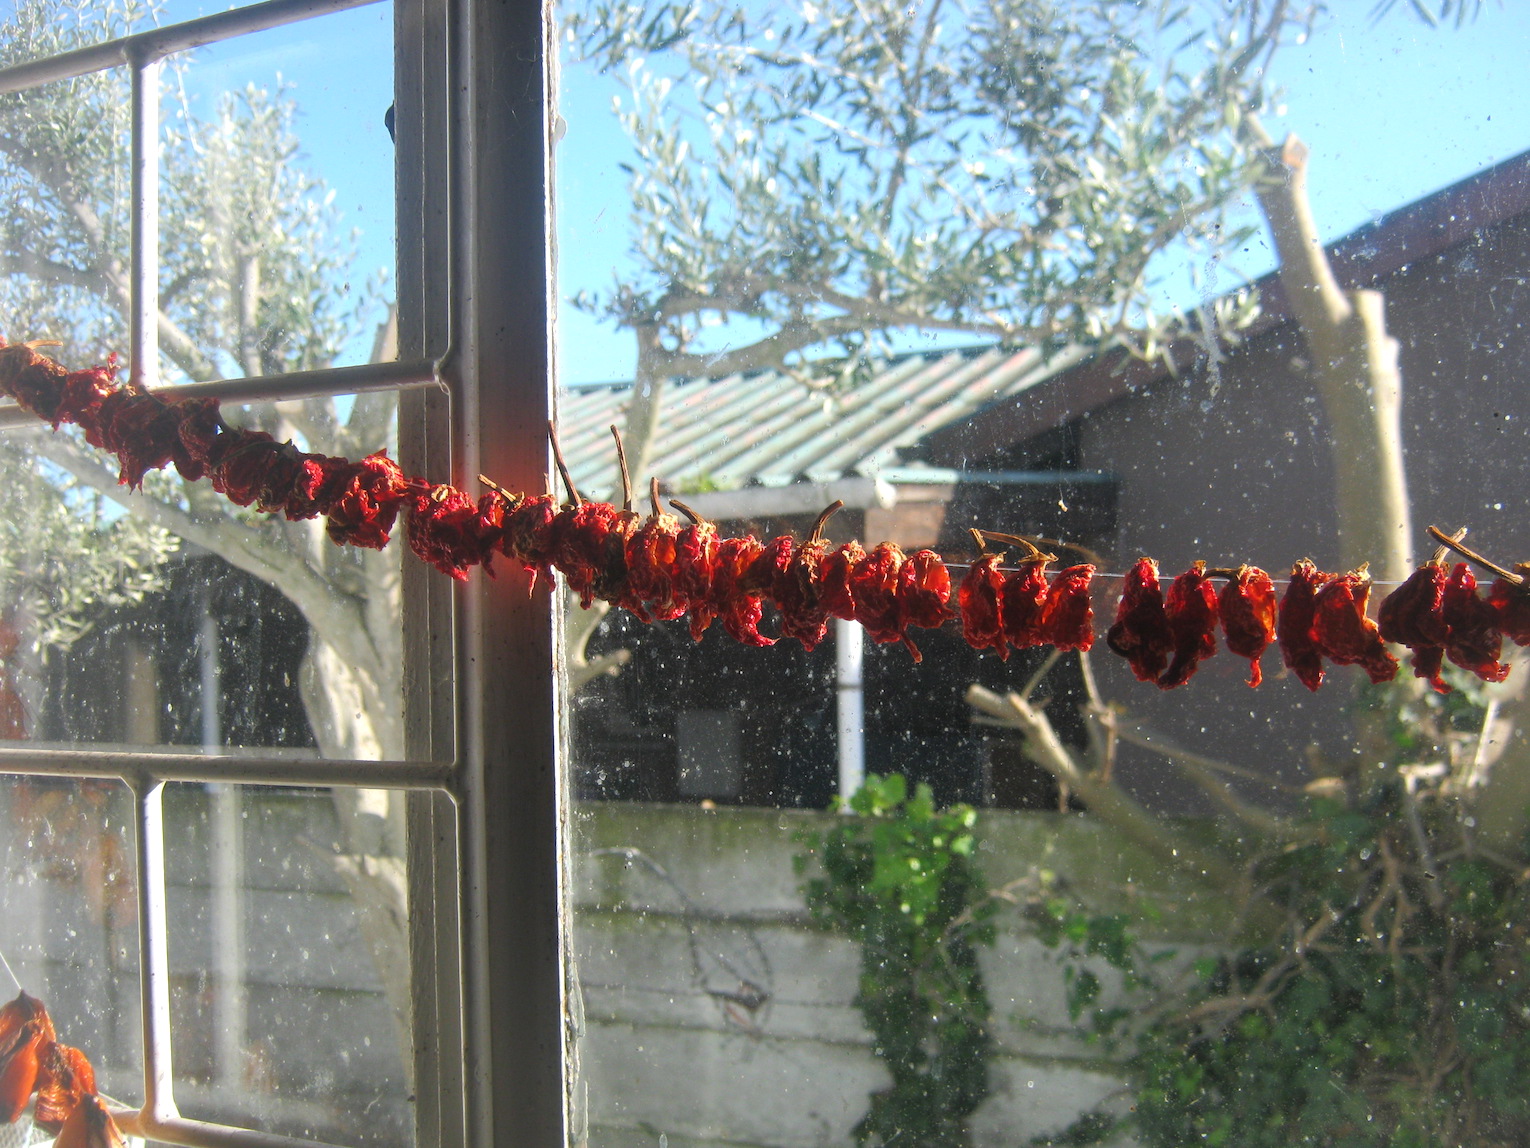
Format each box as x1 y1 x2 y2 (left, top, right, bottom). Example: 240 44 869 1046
0 946 23 994
938 561 1416 588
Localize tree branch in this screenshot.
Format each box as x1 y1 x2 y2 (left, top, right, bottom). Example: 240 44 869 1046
1247 123 1411 582
1111 721 1298 840
20 429 378 669
966 682 1239 885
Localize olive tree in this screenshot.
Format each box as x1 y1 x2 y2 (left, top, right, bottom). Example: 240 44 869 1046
0 0 411 1061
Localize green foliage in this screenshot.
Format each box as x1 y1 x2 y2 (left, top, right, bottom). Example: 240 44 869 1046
1369 0 1494 27
566 0 1297 378
799 773 995 1148
1035 769 1530 1147
0 444 179 649
0 0 381 382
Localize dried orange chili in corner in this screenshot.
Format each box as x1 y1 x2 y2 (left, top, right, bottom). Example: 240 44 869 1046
34 1042 96 1133
0 991 54 1123
51 1092 126 1148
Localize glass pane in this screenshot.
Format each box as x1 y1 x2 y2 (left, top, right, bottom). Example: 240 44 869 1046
163 1 396 376
0 775 143 1121
0 1 139 71
0 388 404 759
557 3 1530 1147
167 781 413 1146
0 61 129 363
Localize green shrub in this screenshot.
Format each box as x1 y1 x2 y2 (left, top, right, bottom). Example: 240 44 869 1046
799 773 995 1148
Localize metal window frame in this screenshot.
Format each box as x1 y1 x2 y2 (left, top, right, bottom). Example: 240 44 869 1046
0 0 563 1146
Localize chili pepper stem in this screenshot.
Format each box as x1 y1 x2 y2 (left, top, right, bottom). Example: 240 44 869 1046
669 498 706 525
0 947 20 993
1429 525 1468 566
809 500 844 544
478 473 512 502
548 420 582 506
1426 524 1522 584
610 424 633 513
649 476 663 519
976 529 1055 564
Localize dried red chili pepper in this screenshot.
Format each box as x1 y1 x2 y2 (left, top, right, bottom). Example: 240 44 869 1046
1159 562 1219 689
1039 564 1096 652
850 542 914 655
818 540 867 623
54 364 118 433
901 549 956 634
625 483 686 622
0 992 54 1123
0 343 69 426
324 451 410 550
670 504 722 640
593 512 644 617
771 503 842 652
1001 561 1050 651
1441 563 1510 683
52 1092 126 1148
407 484 504 581
95 392 195 488
1488 568 1530 647
1217 566 1275 687
1311 568 1398 685
277 453 354 521
549 500 623 609
710 535 775 647
1106 557 1174 683
1277 560 1333 692
958 546 1009 659
205 429 280 506
175 399 224 466
1377 562 1450 693
34 1042 95 1133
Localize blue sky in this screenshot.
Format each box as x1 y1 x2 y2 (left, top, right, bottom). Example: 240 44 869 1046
151 0 1530 382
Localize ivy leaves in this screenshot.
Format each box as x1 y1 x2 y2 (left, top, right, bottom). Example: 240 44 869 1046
799 774 993 1148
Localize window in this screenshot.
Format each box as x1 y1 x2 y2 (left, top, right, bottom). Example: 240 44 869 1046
5 2 1530 1147
0 1 561 1146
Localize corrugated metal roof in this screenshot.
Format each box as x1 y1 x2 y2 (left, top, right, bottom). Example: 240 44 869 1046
558 344 1082 503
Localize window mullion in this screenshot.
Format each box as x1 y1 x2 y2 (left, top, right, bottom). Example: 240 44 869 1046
129 53 159 390
450 0 565 1145
133 779 178 1125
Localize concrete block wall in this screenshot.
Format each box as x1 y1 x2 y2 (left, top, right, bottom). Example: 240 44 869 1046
1 790 1219 1148
570 804 1225 1148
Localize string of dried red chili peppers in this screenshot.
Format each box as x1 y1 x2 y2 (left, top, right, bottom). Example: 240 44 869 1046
0 990 126 1146
3 340 1528 696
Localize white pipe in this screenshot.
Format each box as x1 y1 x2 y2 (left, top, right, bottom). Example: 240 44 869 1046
201 589 247 1096
835 618 865 801
676 476 896 523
